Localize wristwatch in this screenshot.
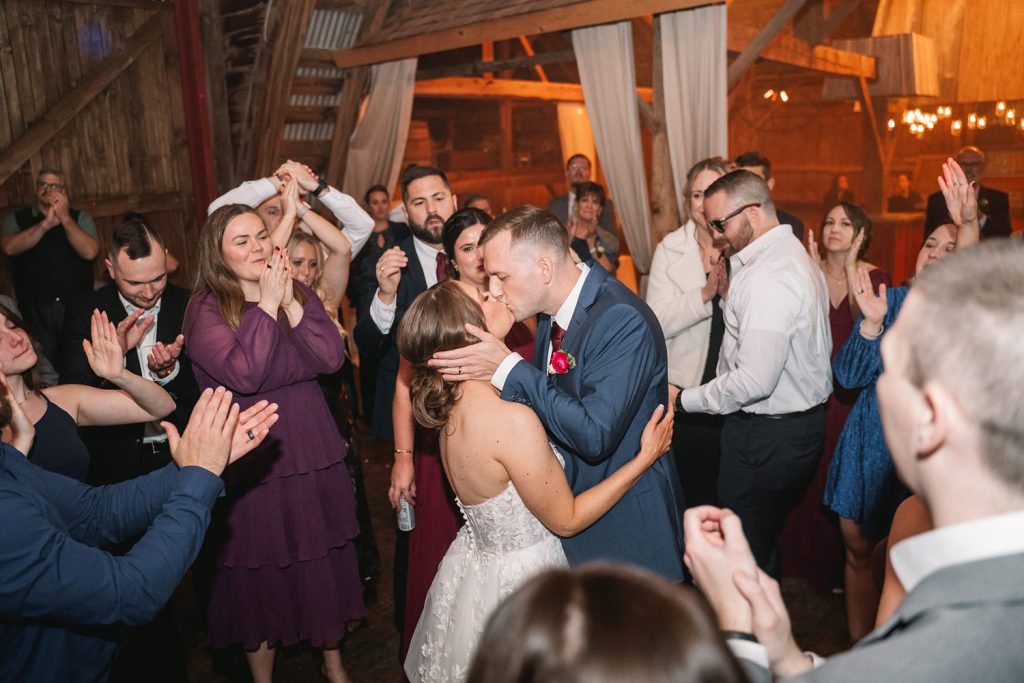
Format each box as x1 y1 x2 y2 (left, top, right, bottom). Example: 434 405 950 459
313 176 329 198
674 388 686 415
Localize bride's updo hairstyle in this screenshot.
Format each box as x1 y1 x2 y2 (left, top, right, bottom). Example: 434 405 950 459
397 280 488 429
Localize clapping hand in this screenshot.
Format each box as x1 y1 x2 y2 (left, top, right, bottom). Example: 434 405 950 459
732 568 810 678
683 507 760 632
147 334 184 379
275 160 319 194
258 247 291 315
851 267 887 335
805 228 822 267
0 366 35 454
375 246 408 299
161 388 280 476
84 310 128 382
48 189 72 222
116 307 156 352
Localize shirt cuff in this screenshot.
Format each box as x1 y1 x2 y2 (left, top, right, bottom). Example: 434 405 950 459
727 639 770 671
680 386 703 413
153 361 180 385
491 353 523 391
369 289 396 334
176 466 225 509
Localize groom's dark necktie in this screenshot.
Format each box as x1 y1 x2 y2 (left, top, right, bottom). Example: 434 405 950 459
550 321 566 354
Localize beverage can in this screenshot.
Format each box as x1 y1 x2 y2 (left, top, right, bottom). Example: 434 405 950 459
398 495 415 531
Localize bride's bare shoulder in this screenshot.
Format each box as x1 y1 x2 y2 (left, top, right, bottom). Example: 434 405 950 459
453 383 545 439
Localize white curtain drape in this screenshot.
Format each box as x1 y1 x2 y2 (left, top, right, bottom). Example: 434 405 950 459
555 102 597 169
572 22 654 272
342 57 417 198
661 6 728 213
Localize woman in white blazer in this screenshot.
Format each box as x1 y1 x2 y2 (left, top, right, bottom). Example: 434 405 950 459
646 157 730 507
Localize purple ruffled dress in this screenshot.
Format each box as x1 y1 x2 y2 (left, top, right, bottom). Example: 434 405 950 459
184 284 364 650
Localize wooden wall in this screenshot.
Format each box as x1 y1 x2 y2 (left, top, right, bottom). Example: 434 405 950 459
0 1 195 297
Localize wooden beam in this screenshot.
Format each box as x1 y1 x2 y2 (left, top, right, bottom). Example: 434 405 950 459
76 192 184 218
250 0 316 177
0 13 164 187
58 0 174 9
812 0 862 44
331 0 721 69
199 0 236 192
517 36 548 82
416 49 576 81
285 105 336 123
728 0 811 89
727 23 876 79
414 77 653 103
482 42 495 79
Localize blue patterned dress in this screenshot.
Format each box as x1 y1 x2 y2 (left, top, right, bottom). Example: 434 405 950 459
823 286 911 539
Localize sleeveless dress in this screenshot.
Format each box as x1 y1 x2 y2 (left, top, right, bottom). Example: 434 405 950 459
28 395 90 482
404 450 568 683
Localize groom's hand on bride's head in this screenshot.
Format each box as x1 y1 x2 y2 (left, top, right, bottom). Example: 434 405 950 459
427 323 511 382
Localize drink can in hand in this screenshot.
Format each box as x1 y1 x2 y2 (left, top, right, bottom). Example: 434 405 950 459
398 495 415 531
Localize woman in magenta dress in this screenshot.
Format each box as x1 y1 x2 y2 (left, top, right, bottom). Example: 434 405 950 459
781 202 891 602
185 204 363 683
389 207 535 657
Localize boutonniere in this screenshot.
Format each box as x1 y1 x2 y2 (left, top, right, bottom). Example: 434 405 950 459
548 350 576 376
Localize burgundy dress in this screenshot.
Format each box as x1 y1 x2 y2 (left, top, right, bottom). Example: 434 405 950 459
780 268 891 593
400 320 535 657
184 285 365 650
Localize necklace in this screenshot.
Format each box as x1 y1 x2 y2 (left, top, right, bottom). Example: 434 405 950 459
822 263 847 287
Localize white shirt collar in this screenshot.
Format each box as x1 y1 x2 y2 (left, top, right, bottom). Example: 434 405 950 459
730 223 793 270
412 235 444 286
117 291 161 317
553 262 590 330
891 509 1024 592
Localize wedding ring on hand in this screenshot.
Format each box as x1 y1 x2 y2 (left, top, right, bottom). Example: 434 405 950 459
858 289 864 294
246 429 256 441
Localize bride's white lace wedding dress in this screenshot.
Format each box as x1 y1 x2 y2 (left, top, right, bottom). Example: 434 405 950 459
403 452 568 682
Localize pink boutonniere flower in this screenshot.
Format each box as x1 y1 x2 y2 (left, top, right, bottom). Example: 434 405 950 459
548 350 576 376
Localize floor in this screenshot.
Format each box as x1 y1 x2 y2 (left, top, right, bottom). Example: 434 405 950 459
172 427 851 682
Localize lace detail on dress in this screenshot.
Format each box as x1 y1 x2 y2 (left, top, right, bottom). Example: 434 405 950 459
405 446 568 683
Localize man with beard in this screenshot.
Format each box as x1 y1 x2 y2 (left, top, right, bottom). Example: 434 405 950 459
355 165 456 440
676 170 831 578
1 167 100 365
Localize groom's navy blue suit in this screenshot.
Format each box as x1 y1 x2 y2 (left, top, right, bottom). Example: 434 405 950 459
501 266 686 581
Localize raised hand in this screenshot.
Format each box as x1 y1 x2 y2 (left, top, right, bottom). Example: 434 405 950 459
637 404 674 465
161 387 237 476
937 157 978 227
84 310 128 382
733 569 811 677
227 399 279 462
116 307 155 352
702 258 720 304
49 189 72 222
375 246 407 300
714 258 730 300
147 334 184 378
280 175 301 218
851 267 887 335
0 368 35 454
41 204 61 230
275 160 319 194
258 247 290 315
805 227 822 267
847 230 865 270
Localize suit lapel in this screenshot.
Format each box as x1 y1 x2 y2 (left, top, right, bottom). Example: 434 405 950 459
534 313 552 370
559 266 609 356
399 237 429 299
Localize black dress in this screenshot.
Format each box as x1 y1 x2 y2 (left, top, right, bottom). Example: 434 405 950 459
28 395 90 482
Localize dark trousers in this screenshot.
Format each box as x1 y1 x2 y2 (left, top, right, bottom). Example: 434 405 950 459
717 407 825 578
673 410 724 509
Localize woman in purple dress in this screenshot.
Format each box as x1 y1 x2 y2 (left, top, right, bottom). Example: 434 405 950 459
184 204 364 683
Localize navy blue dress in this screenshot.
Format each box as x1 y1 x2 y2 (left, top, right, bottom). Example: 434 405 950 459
28 395 91 482
824 287 911 539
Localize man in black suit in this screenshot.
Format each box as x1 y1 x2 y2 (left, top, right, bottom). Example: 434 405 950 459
925 146 1011 239
735 151 806 242
60 218 199 485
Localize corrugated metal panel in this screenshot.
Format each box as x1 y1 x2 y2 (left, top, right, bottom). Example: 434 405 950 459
284 121 336 141
296 66 348 78
305 9 362 50
290 92 342 107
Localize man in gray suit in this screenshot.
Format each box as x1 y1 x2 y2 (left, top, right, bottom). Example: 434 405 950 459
546 153 619 253
685 238 1024 682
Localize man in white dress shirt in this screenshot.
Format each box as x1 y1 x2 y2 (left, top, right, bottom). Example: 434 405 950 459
685 238 1024 682
676 170 831 576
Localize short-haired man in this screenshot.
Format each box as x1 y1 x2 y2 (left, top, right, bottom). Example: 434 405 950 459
676 170 831 577
464 192 493 217
686 238 1024 682
924 146 1010 239
735 151 806 242
546 154 620 253
1 167 100 364
60 218 199 484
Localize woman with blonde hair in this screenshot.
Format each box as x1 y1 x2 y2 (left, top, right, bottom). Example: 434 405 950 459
184 203 363 683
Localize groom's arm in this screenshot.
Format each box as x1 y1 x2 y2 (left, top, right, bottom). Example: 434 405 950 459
500 305 660 464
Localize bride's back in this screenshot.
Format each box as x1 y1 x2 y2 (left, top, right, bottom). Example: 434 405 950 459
440 381 541 506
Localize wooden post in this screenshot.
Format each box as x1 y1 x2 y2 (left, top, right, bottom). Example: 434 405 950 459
198 0 235 192
858 76 886 212
173 0 218 228
649 16 680 246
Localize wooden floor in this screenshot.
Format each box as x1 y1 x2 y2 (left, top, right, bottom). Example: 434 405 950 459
164 426 850 682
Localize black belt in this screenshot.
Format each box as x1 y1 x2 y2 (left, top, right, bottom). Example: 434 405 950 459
735 403 825 421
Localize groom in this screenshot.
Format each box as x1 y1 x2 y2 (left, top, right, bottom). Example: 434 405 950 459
430 205 685 581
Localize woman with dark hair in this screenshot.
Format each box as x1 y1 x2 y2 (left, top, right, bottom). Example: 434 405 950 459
782 203 892 600
567 181 618 273
390 206 536 657
823 160 979 640
467 565 750 683
646 157 730 508
184 203 363 683
398 280 672 682
0 304 175 482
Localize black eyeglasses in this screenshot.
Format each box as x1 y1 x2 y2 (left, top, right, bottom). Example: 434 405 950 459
706 203 760 234
37 181 65 192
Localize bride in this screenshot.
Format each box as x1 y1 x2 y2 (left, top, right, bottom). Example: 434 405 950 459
397 279 674 682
